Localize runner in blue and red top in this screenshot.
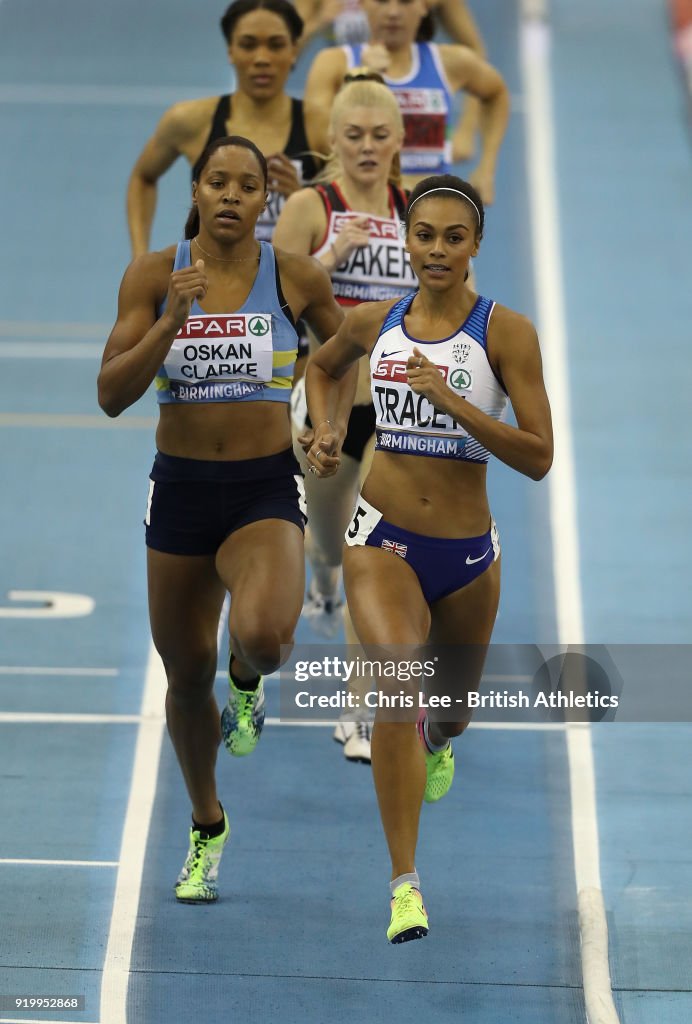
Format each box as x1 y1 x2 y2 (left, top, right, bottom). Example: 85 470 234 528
274 76 416 762
303 0 510 203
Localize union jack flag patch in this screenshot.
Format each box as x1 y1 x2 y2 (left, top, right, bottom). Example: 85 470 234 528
381 538 408 558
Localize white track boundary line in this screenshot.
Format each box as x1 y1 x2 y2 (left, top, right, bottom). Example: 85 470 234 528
0 713 142 724
0 341 102 358
212 670 533 683
0 83 212 106
98 645 167 1024
0 414 156 430
0 666 118 676
0 710 568 731
0 1020 99 1024
520 5 621 1023
0 859 117 867
0 320 109 337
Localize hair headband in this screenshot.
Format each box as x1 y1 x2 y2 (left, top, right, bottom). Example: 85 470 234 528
407 187 481 224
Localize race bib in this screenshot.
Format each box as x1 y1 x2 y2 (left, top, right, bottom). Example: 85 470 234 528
255 160 304 242
329 212 416 303
164 314 274 399
345 496 383 546
395 88 449 171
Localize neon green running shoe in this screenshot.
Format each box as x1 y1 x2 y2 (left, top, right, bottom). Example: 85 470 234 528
221 675 265 757
175 811 230 903
387 883 429 944
417 711 455 803
423 743 455 803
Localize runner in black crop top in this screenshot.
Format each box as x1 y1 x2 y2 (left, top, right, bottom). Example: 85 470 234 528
192 95 319 244
126 0 321 257
193 95 318 184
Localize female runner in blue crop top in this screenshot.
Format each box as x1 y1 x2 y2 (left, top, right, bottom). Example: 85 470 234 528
303 0 509 202
99 136 349 905
303 174 553 944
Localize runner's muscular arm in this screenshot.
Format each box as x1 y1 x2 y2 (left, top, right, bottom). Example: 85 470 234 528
126 101 209 258
273 190 371 273
303 48 349 156
97 253 207 418
293 0 342 49
303 301 389 475
302 95 327 167
272 189 324 257
432 0 486 162
279 253 357 440
406 308 553 480
440 47 510 204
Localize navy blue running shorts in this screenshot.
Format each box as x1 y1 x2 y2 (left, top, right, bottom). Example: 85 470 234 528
345 495 500 604
145 448 307 556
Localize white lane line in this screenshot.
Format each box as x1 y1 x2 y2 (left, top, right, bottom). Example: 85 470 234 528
0 341 102 358
216 667 276 680
0 320 108 337
0 859 117 867
1 83 519 111
213 670 533 684
480 674 533 684
0 414 156 430
0 667 118 676
99 645 167 1024
0 713 143 724
0 83 212 106
0 666 528 682
520 5 621 1024
271 718 569 731
0 710 567 732
216 594 231 662
469 720 568 731
0 1020 99 1024
520 12 583 644
0 591 94 619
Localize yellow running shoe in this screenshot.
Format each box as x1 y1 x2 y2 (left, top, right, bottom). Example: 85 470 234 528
387 883 429 944
175 810 230 903
418 711 455 803
423 743 455 803
221 674 265 757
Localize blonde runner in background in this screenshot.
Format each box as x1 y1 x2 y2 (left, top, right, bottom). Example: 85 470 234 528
275 76 416 763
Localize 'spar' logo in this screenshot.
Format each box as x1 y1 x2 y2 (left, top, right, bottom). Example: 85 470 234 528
450 368 472 391
248 316 270 336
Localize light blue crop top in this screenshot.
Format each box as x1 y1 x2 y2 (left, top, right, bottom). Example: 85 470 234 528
155 240 298 404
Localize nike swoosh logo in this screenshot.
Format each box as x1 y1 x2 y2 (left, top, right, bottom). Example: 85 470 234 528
381 350 404 359
466 546 492 566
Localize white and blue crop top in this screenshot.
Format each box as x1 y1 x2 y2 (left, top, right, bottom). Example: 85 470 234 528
371 293 508 462
155 240 298 405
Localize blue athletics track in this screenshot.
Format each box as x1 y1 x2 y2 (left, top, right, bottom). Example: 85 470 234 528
0 1 690 1022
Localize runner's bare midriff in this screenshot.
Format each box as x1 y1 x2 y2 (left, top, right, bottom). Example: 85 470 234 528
157 401 292 460
362 450 490 537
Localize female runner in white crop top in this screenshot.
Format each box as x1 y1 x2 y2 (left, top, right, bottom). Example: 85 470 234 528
302 174 553 943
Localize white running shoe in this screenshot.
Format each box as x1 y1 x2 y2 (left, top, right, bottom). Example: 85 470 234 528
333 718 355 745
343 718 372 763
302 581 344 638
